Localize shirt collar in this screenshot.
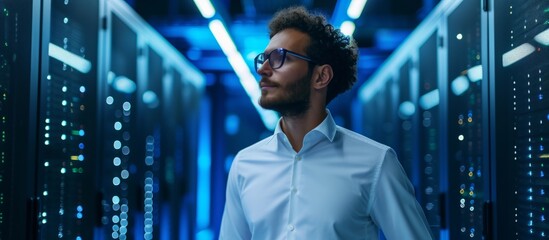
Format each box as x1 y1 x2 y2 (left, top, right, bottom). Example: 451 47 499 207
273 109 337 143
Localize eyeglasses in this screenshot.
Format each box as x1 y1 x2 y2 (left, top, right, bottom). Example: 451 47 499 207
254 48 315 72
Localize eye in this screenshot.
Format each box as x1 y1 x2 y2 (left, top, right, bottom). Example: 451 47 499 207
257 54 265 62
271 50 284 63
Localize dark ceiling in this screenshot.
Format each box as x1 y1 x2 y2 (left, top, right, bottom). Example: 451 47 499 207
127 0 439 123
131 0 438 73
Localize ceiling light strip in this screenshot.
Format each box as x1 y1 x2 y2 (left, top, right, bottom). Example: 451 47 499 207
195 1 278 130
347 0 368 19
333 0 368 36
193 0 215 18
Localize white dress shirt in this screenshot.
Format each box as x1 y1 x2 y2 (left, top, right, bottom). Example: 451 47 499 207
219 110 433 240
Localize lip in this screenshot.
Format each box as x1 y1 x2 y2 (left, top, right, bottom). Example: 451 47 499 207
259 80 277 90
261 85 276 90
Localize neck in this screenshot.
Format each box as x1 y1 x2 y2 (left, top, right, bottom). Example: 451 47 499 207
280 106 327 152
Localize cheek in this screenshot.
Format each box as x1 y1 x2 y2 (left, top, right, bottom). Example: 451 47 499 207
277 67 311 87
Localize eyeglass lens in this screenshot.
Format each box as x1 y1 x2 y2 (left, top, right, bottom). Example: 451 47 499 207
255 49 285 72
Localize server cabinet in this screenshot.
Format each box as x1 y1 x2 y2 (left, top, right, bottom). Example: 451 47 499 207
158 67 203 239
0 0 204 238
180 79 201 240
418 30 441 239
134 45 164 240
445 0 485 239
100 10 140 240
490 0 549 239
383 77 400 151
101 1 206 239
362 83 388 143
36 0 100 238
358 0 549 238
357 0 484 238
396 60 420 186
0 0 40 239
160 67 187 239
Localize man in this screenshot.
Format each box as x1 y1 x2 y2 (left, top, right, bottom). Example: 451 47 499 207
219 6 433 240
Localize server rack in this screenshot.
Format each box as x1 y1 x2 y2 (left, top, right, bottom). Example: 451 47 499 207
160 66 187 240
357 0 482 238
0 0 41 239
418 29 441 239
490 0 549 239
36 0 100 239
134 44 165 240
445 0 485 239
360 6 446 235
180 78 201 240
383 77 399 152
100 9 140 240
362 82 388 145
101 0 205 239
397 60 418 182
359 0 549 238
1 0 205 238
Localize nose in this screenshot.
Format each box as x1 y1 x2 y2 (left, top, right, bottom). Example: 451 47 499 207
256 59 273 77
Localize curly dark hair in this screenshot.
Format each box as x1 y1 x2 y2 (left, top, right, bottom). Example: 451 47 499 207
268 6 359 104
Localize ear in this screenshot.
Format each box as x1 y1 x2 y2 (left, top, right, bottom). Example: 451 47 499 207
312 64 333 90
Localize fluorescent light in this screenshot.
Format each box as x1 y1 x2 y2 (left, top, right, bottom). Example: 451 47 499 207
398 101 416 119
340 21 356 36
112 75 137 94
107 71 116 85
534 28 549 46
209 20 237 55
227 53 251 80
419 89 439 110
451 75 470 96
502 43 535 67
48 43 92 74
467 65 482 82
193 0 215 18
142 90 159 109
347 0 367 19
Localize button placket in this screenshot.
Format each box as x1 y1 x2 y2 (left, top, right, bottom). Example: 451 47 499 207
287 224 295 231
291 186 298 194
292 156 301 194
287 154 302 235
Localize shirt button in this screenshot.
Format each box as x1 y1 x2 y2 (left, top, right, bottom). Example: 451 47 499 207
291 187 298 193
295 156 302 161
287 224 295 231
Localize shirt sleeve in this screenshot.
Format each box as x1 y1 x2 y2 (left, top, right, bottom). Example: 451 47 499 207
369 148 434 240
219 157 251 240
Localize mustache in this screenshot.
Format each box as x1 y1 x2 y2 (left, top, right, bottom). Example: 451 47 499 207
259 79 279 87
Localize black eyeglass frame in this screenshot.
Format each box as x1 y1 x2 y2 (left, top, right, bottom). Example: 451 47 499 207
254 48 316 72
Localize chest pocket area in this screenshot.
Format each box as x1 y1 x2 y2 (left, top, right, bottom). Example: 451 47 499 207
302 176 366 223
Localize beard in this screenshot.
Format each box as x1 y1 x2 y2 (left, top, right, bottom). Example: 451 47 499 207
259 74 311 117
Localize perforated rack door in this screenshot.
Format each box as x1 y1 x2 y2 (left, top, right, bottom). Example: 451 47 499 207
445 0 485 239
492 0 549 238
36 0 100 239
0 0 40 238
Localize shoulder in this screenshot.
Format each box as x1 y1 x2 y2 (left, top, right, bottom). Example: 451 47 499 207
227 135 274 181
335 126 392 154
233 134 276 161
237 134 274 153
331 126 397 174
